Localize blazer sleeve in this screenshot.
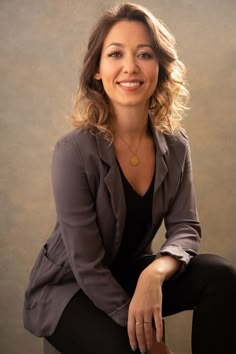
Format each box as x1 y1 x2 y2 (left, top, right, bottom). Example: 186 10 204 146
52 135 130 327
158 138 201 268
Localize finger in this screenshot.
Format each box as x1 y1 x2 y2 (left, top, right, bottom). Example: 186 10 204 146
153 311 163 342
143 320 153 351
135 321 146 354
127 314 137 351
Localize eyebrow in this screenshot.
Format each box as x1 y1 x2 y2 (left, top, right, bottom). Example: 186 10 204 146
105 43 153 49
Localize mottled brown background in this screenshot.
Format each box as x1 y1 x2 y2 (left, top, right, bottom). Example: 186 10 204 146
0 1 235 353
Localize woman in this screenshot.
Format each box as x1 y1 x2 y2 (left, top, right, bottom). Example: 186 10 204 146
23 3 236 354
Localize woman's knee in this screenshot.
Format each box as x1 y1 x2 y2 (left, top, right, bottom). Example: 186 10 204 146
191 253 236 288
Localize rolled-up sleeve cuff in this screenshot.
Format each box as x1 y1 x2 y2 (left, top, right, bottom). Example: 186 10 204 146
109 299 130 327
155 244 197 278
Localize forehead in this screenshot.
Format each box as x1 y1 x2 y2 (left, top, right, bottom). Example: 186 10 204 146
102 20 152 48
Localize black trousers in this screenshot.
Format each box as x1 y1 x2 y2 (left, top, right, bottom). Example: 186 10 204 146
46 254 236 354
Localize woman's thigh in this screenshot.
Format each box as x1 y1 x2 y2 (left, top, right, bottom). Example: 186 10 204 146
46 256 157 354
46 290 136 354
162 253 236 316
161 253 236 353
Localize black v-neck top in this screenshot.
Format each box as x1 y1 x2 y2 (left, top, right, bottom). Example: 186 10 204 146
112 161 155 270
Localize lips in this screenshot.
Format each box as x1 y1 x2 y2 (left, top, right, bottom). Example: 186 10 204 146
117 80 143 87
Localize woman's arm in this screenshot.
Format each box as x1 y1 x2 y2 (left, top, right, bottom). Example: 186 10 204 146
52 133 130 327
128 135 201 353
159 136 201 267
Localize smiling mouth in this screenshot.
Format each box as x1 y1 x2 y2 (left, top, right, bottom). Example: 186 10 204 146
117 81 143 88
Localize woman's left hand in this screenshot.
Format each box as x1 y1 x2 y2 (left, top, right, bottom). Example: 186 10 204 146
127 264 164 354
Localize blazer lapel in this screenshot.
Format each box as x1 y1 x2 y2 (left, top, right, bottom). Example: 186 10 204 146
152 128 168 222
96 135 126 251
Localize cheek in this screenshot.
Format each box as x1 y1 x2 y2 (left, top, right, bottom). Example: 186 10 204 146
100 61 118 79
150 66 159 86
143 62 159 80
151 65 159 78
99 70 115 97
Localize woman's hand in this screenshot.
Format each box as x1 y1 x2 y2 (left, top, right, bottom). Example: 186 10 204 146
127 264 164 353
127 256 181 353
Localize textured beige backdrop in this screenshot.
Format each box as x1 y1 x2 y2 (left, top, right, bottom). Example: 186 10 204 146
1 1 235 353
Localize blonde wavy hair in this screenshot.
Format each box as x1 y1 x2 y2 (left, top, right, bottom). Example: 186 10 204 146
71 2 189 140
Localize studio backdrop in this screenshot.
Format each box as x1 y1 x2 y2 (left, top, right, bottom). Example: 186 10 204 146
0 1 235 354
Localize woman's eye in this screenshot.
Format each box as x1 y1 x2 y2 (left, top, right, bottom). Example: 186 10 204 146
138 52 153 59
108 51 122 58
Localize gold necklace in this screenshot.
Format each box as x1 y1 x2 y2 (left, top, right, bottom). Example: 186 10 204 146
116 132 142 167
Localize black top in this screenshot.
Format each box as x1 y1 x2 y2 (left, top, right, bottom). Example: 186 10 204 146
112 161 155 270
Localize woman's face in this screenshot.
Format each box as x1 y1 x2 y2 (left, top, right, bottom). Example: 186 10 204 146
95 20 159 111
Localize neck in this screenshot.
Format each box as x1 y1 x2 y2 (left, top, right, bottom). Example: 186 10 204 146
111 105 150 141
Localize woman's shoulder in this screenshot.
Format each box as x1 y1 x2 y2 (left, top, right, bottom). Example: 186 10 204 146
154 127 190 152
154 128 191 167
55 127 96 147
52 128 99 163
52 127 109 167
166 128 189 144
163 128 190 156
54 127 103 157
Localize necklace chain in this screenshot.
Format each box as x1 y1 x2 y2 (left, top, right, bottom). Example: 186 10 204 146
116 132 142 167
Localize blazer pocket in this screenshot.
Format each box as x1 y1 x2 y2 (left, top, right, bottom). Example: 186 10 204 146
24 245 71 310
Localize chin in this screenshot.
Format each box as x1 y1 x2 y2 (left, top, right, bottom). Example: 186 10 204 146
115 99 149 109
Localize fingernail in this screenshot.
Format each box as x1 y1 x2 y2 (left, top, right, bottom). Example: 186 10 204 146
131 346 137 352
157 337 161 343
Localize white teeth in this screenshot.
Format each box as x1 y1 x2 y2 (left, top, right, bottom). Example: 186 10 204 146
119 81 141 87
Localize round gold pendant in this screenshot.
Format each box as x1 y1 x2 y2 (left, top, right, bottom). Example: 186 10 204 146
130 155 139 166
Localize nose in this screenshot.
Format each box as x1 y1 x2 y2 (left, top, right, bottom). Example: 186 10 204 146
122 55 139 74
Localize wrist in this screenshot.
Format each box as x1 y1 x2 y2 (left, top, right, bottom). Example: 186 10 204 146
141 263 166 285
143 256 181 283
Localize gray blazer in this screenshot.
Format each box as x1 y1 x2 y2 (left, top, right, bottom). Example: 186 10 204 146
23 126 201 337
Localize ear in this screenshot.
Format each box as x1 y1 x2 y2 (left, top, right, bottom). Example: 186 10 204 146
94 72 102 80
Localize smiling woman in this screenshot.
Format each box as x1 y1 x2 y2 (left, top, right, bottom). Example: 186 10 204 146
23 3 236 354
94 21 159 113
71 3 188 140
